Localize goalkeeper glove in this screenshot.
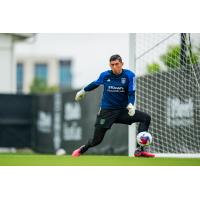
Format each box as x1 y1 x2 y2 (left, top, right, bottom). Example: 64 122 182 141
127 103 136 116
75 89 86 101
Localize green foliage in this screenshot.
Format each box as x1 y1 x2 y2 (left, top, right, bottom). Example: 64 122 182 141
147 62 161 73
160 45 181 69
146 45 199 74
160 45 199 69
30 78 60 94
188 51 199 65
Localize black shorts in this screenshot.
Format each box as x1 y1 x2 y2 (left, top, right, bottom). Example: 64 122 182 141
95 108 148 129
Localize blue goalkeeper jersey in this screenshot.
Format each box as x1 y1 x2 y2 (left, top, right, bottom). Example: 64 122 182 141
84 69 136 109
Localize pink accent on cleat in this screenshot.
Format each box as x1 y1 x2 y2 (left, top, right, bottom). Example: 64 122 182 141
134 149 155 157
134 151 143 157
72 148 81 157
141 151 155 157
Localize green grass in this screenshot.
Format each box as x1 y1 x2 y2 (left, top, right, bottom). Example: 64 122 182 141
0 153 200 166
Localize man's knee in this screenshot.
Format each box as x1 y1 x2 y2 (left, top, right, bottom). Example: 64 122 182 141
145 114 151 123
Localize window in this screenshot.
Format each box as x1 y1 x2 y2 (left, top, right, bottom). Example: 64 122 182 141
59 60 72 89
16 63 24 93
35 63 48 84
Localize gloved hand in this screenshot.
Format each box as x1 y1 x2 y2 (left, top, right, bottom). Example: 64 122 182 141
75 89 86 101
127 103 136 116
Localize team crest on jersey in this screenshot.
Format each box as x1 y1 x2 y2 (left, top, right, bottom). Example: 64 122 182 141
121 78 126 84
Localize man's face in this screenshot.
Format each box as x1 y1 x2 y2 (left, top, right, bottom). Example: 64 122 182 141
110 59 123 75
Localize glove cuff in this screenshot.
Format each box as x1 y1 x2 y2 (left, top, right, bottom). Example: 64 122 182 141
127 103 134 109
80 88 86 95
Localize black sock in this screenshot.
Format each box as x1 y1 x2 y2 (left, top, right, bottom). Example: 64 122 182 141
80 127 108 154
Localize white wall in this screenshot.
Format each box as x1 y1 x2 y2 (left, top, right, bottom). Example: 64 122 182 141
0 34 15 93
15 34 129 89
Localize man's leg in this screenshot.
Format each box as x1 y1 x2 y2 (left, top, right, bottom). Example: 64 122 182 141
136 111 151 133
131 110 151 147
72 127 108 157
130 110 154 157
72 109 117 157
115 109 151 132
115 109 154 157
80 127 108 153
133 111 154 157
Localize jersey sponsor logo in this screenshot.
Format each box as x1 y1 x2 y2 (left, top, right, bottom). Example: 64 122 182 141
121 78 126 84
107 85 125 92
107 79 111 82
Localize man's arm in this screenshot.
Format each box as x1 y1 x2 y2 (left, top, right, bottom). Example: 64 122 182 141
127 72 136 116
128 90 135 105
75 72 104 101
84 81 101 92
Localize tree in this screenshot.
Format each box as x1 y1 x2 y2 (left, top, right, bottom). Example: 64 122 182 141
147 62 161 74
160 45 199 69
30 78 60 94
146 44 199 74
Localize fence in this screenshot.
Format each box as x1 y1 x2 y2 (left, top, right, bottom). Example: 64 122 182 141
0 88 128 155
1 65 199 154
32 88 128 155
0 94 32 148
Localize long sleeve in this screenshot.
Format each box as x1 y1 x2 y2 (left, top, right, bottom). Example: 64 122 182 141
127 72 136 105
128 91 135 105
84 72 104 92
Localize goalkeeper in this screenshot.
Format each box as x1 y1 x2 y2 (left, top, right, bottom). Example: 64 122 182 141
72 54 155 157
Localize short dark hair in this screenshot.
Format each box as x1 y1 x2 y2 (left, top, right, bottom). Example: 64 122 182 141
109 54 122 63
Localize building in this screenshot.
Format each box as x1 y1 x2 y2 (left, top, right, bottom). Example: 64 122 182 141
15 34 130 90
0 33 34 93
14 33 182 93
16 56 72 93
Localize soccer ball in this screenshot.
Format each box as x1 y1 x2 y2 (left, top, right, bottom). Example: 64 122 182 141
56 148 66 156
136 131 152 147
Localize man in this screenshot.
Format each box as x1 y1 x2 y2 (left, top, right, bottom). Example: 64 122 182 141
72 54 155 157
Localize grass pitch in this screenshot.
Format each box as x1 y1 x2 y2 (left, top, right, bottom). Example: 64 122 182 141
0 153 200 166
